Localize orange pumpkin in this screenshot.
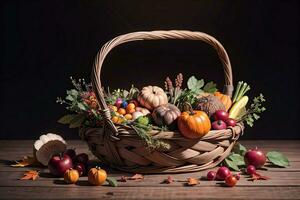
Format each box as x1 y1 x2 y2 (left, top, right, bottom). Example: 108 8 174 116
64 169 79 184
88 167 107 186
214 92 232 111
177 110 211 139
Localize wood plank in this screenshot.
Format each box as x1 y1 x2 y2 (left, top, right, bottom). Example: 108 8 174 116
0 186 300 200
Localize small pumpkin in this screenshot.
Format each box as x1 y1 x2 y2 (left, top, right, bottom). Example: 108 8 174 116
137 86 168 110
178 110 211 139
88 167 107 186
64 169 79 184
214 92 232 111
194 94 225 117
152 104 181 128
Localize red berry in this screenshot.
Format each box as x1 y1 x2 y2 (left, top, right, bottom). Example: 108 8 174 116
225 175 237 187
207 171 216 181
246 165 256 175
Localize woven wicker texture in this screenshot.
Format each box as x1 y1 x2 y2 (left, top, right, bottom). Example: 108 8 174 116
80 30 243 173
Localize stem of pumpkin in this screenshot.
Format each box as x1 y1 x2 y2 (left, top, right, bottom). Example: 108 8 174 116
183 102 195 115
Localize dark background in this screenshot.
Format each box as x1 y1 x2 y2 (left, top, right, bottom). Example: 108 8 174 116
1 1 299 139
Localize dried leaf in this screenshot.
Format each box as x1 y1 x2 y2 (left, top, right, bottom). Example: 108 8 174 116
249 172 270 181
20 170 39 180
129 174 144 180
186 178 199 186
118 174 144 182
11 156 37 167
162 176 174 184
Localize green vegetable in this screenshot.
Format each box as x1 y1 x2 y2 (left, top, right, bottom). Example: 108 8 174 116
137 116 150 126
203 81 218 93
267 151 289 167
232 81 250 103
106 177 118 187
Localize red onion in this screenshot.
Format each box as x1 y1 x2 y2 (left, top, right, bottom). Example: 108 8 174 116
207 171 216 181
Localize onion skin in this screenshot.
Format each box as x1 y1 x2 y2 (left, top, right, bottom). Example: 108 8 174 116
244 149 266 169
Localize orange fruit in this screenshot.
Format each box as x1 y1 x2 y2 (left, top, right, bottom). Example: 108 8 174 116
127 103 135 110
111 116 119 123
117 117 124 123
124 114 133 120
118 108 126 115
126 107 135 114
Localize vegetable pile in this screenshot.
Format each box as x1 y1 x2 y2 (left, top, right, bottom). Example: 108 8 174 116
57 74 266 148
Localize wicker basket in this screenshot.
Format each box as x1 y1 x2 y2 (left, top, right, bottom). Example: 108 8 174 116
80 30 244 174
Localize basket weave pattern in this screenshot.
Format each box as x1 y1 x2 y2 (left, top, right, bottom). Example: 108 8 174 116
80 30 244 173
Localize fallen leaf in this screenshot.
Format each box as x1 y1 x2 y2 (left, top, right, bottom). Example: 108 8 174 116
161 176 174 184
117 174 144 182
249 172 270 181
20 170 39 180
129 174 144 180
186 178 199 186
11 156 37 167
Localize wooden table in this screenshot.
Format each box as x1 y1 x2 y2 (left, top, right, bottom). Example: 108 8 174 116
0 140 299 200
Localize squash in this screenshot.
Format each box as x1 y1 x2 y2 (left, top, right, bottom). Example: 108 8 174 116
178 110 211 139
194 94 225 117
137 86 168 110
64 169 79 184
152 104 181 128
214 92 232 111
88 167 107 186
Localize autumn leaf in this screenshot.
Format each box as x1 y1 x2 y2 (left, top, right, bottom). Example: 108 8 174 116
118 174 144 182
161 176 174 184
129 174 144 180
11 156 37 167
20 170 39 180
186 178 199 186
249 173 270 181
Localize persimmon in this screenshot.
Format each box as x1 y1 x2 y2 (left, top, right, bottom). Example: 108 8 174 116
64 169 79 184
124 114 133 120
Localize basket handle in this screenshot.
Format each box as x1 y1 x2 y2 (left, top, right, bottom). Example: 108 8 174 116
92 30 234 118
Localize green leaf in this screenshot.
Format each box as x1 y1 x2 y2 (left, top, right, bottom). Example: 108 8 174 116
77 102 87 111
187 76 198 90
232 143 247 156
69 114 85 128
267 151 289 167
66 89 79 97
227 153 245 166
57 114 78 124
106 177 118 187
203 81 218 93
65 95 74 101
224 158 240 171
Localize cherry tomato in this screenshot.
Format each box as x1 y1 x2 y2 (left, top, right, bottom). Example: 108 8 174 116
225 175 237 187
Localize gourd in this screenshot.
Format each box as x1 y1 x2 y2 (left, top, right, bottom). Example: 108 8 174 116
178 110 211 139
64 169 79 184
137 86 168 110
214 92 232 111
194 94 225 117
88 167 107 186
152 104 181 128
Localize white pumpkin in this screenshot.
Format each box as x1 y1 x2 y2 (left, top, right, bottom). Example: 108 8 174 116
137 86 168 110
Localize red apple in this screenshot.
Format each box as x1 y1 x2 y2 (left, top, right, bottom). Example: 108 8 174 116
244 148 266 168
48 154 73 177
225 118 237 127
213 110 229 121
212 120 227 130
